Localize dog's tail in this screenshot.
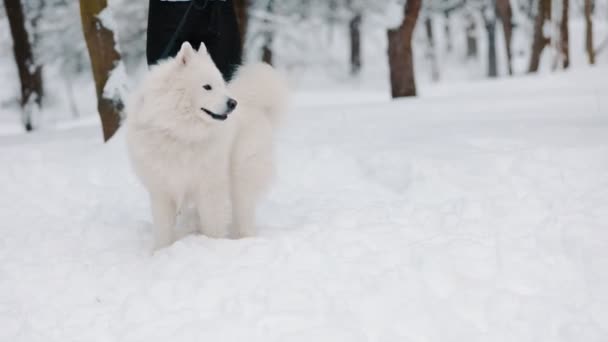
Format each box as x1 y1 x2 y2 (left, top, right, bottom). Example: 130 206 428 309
229 63 289 126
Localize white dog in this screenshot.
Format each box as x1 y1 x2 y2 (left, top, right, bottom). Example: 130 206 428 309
126 42 287 249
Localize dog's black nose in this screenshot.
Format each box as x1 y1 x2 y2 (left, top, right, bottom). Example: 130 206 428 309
227 98 238 110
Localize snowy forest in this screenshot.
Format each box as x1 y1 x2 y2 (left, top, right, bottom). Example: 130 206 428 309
1 1 608 342
1 0 606 137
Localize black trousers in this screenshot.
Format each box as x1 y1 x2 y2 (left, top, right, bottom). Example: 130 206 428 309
147 0 242 81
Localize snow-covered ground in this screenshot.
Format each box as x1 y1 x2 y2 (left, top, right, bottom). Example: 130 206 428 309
1 66 608 342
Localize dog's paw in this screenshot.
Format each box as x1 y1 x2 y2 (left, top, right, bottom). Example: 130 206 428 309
202 224 229 239
232 225 256 239
153 234 175 251
198 203 231 239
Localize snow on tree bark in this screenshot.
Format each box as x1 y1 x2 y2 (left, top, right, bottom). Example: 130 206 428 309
528 0 551 73
387 0 421 98
79 0 123 142
261 0 274 65
3 0 44 132
465 12 477 59
424 16 439 82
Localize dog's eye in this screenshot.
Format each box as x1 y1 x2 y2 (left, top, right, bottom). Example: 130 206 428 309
203 84 212 91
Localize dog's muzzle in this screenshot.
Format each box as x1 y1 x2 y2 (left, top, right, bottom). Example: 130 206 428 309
201 98 238 121
201 108 229 121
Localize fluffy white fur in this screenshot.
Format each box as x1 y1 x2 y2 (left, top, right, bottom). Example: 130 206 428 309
126 42 288 249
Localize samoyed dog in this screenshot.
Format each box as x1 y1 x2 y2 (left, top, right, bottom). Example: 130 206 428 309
126 42 287 249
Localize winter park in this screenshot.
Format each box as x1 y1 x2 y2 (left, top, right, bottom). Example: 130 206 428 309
1 0 608 341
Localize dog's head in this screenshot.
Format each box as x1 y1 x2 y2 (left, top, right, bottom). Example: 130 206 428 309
174 42 237 123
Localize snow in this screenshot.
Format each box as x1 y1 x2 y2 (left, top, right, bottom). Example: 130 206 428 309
103 60 130 106
97 5 130 107
1 66 608 341
96 7 118 38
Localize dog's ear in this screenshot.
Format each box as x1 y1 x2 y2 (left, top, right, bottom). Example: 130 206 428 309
197 42 208 55
177 42 195 66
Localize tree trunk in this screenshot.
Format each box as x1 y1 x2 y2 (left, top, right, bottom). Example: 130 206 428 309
233 0 249 51
3 0 44 132
496 0 513 75
327 0 338 44
584 0 595 64
482 4 498 78
300 0 312 19
424 17 440 82
444 11 452 52
261 0 274 65
529 0 551 72
486 17 498 77
387 0 421 98
29 0 45 47
349 12 362 76
79 0 123 142
465 13 478 58
560 0 570 68
387 28 416 97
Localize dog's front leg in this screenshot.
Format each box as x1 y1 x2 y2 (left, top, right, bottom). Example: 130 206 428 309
150 193 177 250
197 178 232 239
230 176 257 239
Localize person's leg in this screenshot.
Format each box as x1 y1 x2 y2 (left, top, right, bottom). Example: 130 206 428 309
146 0 192 66
147 0 243 81
187 0 242 81
201 0 243 81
